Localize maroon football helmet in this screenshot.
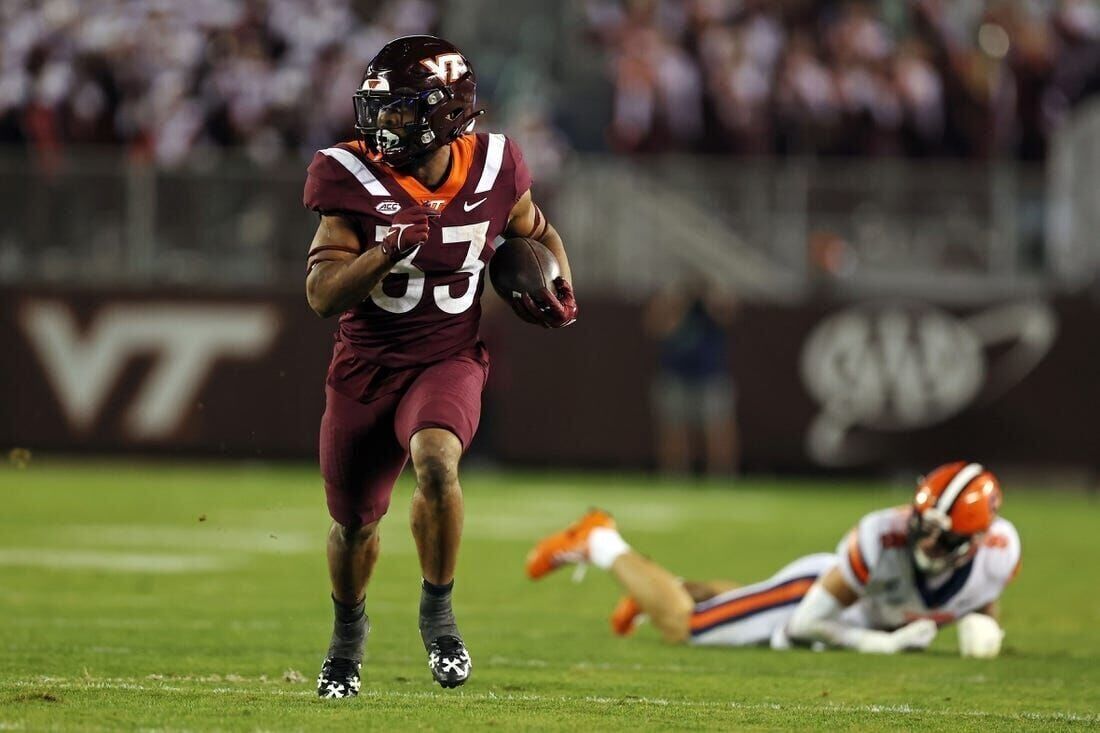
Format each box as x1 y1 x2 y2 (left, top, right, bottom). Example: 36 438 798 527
354 35 483 167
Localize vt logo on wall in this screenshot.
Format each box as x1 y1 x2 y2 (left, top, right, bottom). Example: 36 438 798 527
800 301 1057 466
19 301 280 440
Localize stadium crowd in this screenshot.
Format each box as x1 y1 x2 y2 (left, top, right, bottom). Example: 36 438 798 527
586 0 1100 159
2 0 1098 165
0 0 438 166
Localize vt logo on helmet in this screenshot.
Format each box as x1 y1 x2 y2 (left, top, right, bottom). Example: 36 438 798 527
420 53 468 83
353 35 484 167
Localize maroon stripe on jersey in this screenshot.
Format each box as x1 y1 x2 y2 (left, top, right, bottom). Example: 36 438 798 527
309 244 362 258
307 244 362 273
307 255 353 273
521 204 547 241
534 205 549 239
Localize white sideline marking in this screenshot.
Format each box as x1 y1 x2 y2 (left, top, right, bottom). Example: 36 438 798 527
0 549 231 573
7 617 282 631
8 680 1097 724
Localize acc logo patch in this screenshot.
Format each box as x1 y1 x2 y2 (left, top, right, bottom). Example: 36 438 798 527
375 201 401 215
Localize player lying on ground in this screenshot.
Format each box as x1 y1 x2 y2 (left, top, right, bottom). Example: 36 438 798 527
303 35 577 697
527 462 1020 657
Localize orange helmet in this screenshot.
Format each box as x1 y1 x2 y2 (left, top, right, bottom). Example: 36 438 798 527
909 462 1002 573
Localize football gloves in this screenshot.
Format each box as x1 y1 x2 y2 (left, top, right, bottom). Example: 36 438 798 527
854 619 939 654
512 276 578 329
379 206 438 263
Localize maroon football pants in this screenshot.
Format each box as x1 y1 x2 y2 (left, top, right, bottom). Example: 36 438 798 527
319 347 488 526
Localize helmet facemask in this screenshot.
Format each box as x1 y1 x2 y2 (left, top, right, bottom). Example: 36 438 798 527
354 87 440 164
353 83 478 167
908 508 980 575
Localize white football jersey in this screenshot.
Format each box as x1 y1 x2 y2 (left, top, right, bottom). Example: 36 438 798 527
835 507 1021 630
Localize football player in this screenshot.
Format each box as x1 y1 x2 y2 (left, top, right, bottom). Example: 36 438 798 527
527 462 1020 657
304 35 577 696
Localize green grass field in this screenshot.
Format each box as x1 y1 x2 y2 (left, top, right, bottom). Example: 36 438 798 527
1 460 1098 731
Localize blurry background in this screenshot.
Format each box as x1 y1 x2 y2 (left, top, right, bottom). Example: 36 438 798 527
2 0 1100 476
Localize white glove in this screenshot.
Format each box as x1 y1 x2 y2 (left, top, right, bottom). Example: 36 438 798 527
855 619 938 654
892 618 939 651
958 613 1004 658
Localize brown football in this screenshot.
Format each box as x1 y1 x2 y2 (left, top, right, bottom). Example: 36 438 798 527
488 237 561 300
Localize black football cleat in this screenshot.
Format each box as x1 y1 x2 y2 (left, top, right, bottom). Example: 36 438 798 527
427 635 471 688
317 657 361 698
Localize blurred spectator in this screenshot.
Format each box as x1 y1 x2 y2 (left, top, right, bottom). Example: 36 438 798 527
607 25 704 151
586 0 1100 159
644 281 739 477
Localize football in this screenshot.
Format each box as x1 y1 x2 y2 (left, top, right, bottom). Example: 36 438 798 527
488 237 561 301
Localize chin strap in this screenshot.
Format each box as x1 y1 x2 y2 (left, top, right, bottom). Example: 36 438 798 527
457 109 486 135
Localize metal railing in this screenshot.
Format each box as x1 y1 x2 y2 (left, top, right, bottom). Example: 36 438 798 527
0 149 316 289
0 146 1064 302
552 155 1052 302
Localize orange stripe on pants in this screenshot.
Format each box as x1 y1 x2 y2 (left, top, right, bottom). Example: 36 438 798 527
690 578 815 632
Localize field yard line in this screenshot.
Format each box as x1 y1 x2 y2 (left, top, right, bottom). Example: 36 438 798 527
0 549 232 573
7 680 1097 724
5 617 283 631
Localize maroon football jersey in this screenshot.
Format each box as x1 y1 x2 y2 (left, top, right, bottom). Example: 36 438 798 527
303 132 532 369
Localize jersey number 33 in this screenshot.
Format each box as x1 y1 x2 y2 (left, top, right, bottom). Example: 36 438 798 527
369 221 490 315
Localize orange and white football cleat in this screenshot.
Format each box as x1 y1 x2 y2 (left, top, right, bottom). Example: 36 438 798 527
525 509 616 579
609 596 644 636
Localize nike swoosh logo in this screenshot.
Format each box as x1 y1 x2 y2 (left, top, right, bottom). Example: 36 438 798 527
463 197 488 212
